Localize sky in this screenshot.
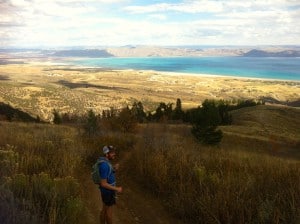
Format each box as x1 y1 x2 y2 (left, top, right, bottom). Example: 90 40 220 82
0 0 300 48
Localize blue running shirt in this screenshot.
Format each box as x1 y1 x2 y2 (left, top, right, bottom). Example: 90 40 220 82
98 157 116 194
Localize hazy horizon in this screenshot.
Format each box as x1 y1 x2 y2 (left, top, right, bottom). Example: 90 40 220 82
1 45 300 51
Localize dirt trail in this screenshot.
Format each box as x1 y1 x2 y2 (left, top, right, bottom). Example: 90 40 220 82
81 152 182 224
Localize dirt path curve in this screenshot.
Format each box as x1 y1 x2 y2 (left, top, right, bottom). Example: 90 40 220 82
81 152 182 224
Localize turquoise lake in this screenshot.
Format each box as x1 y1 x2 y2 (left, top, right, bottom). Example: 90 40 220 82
73 57 300 81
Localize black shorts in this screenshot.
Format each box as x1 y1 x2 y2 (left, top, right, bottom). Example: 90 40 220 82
101 192 116 206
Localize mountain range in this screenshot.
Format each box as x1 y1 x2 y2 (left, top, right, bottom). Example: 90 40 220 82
1 46 300 58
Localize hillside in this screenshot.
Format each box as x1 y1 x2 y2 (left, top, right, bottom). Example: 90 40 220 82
0 102 39 122
243 49 300 57
50 49 114 58
221 105 300 158
1 104 299 223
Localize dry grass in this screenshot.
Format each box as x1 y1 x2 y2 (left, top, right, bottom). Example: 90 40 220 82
0 103 299 224
221 105 300 159
125 123 300 223
0 122 90 224
0 63 299 121
0 119 138 224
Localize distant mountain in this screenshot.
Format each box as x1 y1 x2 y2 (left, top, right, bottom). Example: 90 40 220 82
243 49 300 57
51 49 114 58
106 46 245 57
0 102 40 122
2 46 300 58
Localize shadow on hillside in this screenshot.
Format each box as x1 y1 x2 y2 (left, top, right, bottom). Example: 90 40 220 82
56 80 127 91
0 75 10 81
0 60 25 65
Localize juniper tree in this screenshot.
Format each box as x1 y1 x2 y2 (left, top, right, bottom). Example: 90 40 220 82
131 101 146 123
52 109 62 124
84 109 99 136
191 100 223 145
172 98 184 120
117 106 137 133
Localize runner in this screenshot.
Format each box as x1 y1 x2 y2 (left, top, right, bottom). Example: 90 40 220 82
98 145 122 224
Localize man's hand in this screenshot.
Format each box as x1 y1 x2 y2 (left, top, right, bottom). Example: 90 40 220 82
116 186 123 193
114 163 120 171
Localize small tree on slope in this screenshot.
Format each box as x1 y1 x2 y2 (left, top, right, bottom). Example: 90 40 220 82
191 100 223 145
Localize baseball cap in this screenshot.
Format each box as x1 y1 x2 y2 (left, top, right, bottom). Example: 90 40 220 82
103 145 115 155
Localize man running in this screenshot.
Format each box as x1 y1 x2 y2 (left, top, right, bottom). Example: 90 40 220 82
98 145 122 224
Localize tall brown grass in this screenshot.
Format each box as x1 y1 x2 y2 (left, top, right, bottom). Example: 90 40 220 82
0 122 90 224
125 123 300 224
1 115 299 224
0 120 137 224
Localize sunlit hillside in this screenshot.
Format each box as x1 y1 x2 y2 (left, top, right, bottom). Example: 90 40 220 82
0 63 299 121
221 105 300 159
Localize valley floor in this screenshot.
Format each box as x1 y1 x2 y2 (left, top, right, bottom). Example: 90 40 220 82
0 62 299 121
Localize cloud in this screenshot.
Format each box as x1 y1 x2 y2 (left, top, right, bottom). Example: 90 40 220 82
1 0 299 47
0 21 24 27
147 14 167 20
124 1 223 14
124 0 300 16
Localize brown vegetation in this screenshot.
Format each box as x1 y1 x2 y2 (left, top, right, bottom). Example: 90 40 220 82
124 118 300 223
1 103 300 223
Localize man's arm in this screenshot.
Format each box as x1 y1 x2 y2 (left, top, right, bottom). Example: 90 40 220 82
100 179 122 193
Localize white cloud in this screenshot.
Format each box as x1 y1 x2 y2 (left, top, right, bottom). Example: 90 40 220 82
148 14 167 20
10 0 30 7
1 0 300 47
124 1 223 14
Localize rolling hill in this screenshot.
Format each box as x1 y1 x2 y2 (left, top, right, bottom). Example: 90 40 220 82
221 105 300 158
0 102 40 122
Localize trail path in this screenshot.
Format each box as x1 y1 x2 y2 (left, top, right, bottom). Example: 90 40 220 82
81 152 182 224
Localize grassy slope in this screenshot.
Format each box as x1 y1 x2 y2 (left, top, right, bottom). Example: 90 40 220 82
124 105 300 223
221 105 300 159
1 105 299 223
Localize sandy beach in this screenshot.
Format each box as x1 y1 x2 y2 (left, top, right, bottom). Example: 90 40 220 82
0 62 299 120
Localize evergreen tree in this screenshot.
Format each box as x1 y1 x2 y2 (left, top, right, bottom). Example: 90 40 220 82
172 98 184 120
153 102 173 121
131 101 146 123
117 106 137 133
154 102 166 121
191 125 223 145
84 109 99 136
52 109 62 124
191 100 223 145
217 100 232 125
